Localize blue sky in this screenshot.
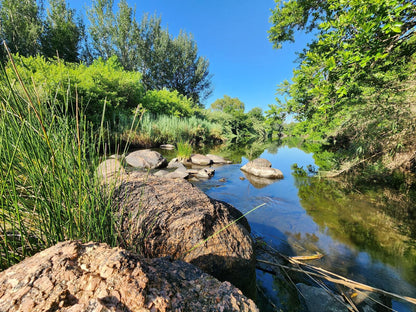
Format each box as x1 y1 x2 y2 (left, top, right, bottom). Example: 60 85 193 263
72 0 309 112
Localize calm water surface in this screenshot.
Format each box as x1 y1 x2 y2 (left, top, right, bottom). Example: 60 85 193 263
191 145 416 311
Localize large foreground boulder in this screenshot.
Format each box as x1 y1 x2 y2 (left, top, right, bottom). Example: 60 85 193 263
0 241 258 312
125 149 167 169
113 171 256 298
241 158 283 179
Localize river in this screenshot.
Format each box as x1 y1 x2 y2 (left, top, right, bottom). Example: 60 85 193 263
187 144 416 311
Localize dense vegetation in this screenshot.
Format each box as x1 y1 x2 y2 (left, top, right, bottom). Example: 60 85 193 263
270 0 416 178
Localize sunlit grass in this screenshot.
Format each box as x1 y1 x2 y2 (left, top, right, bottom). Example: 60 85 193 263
0 48 119 269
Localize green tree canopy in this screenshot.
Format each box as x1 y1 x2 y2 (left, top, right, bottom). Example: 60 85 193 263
41 0 84 62
87 0 212 104
0 0 42 57
269 0 416 168
210 95 245 114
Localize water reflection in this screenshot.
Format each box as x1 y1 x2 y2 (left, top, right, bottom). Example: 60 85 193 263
173 143 416 311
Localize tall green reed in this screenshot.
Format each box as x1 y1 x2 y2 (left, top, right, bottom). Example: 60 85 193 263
0 46 118 269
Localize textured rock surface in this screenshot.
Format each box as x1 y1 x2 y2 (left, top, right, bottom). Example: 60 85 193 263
113 171 256 297
125 150 167 169
191 154 213 166
0 241 258 312
241 158 283 179
196 168 215 178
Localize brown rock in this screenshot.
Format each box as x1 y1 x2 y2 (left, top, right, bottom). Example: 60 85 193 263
113 171 256 298
0 241 258 312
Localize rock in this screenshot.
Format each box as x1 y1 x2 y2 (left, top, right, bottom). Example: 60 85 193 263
160 144 175 150
167 158 186 170
239 177 246 180
296 283 348 312
96 159 126 185
165 168 189 179
206 154 232 164
154 170 169 177
196 168 215 179
0 241 258 312
240 158 283 179
190 154 213 166
113 172 256 298
219 178 226 182
125 149 167 169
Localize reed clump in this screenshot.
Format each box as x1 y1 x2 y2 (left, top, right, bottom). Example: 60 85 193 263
0 52 118 269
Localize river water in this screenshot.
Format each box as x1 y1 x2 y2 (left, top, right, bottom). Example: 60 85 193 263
188 144 416 311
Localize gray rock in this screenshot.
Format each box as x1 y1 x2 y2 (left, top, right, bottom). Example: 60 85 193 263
165 168 189 179
240 158 283 179
191 154 213 166
206 154 232 164
243 172 278 188
297 283 349 312
96 159 125 185
0 241 258 312
154 170 169 177
196 168 215 178
167 158 187 170
125 149 167 169
160 144 175 150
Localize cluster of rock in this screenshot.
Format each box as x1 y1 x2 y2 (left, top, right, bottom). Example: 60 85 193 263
123 149 231 181
0 241 258 311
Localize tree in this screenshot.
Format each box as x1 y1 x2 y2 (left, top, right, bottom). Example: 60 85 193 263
87 0 212 104
0 0 42 56
269 0 416 167
41 0 84 62
210 95 245 114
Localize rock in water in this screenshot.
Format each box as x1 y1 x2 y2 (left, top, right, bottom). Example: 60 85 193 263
240 158 283 179
113 171 256 298
190 154 213 166
0 241 258 311
125 149 167 169
206 154 232 164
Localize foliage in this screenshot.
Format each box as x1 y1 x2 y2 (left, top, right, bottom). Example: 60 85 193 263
176 141 193 161
0 0 42 57
87 0 212 104
210 95 245 114
265 104 286 139
207 95 271 141
0 56 118 269
3 54 144 126
40 0 85 62
270 0 416 171
141 89 195 117
124 113 224 147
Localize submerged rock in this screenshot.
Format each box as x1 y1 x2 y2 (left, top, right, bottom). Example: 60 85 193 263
125 149 167 169
0 241 258 312
241 158 283 179
113 171 256 298
296 283 348 312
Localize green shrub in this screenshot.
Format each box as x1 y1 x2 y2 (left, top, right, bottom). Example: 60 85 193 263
141 89 195 117
3 54 144 126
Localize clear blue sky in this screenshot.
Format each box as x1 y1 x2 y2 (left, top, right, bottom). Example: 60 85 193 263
72 0 309 112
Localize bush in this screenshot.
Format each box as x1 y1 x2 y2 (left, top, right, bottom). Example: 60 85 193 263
3 54 144 126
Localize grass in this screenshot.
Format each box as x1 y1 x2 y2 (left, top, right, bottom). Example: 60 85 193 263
176 141 193 161
123 112 224 147
0 47 119 269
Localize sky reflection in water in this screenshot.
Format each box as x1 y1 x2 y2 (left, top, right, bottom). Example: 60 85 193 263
193 145 416 311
